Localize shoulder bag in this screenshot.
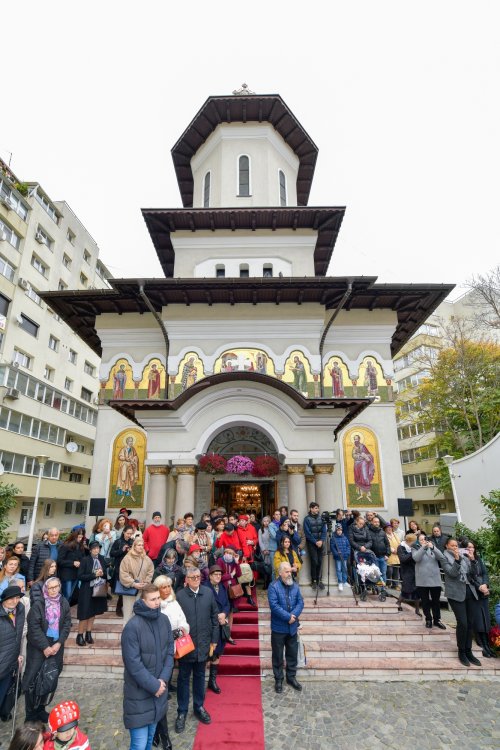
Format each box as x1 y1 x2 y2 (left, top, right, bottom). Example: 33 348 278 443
174 633 195 659
115 558 144 596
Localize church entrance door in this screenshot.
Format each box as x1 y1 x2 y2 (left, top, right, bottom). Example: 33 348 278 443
212 480 277 519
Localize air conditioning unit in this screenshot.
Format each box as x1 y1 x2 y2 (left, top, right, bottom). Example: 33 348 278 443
0 233 6 242
35 231 45 244
63 465 72 473
0 195 12 210
18 278 29 290
4 388 20 399
11 359 20 369
16 314 24 325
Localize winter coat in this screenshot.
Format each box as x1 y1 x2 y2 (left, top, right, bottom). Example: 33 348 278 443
22 596 71 692
430 533 446 553
202 580 230 656
303 512 327 545
397 543 417 595
412 544 445 588
348 524 373 552
94 531 117 559
159 596 190 634
43 727 90 750
142 524 169 562
175 585 219 662
0 600 25 680
119 550 154 588
57 543 86 583
216 531 240 551
110 536 133 588
441 551 480 602
153 561 184 593
121 598 174 730
28 541 61 582
369 526 391 557
330 533 351 561
275 528 301 552
385 531 400 565
273 549 302 578
30 580 48 607
288 521 306 551
77 554 108 621
216 557 242 590
268 522 279 554
268 578 304 635
12 553 30 580
237 524 258 561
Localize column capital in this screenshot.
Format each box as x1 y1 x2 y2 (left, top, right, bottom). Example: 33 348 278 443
312 464 335 475
286 465 307 475
147 466 170 476
175 465 197 476
305 475 315 483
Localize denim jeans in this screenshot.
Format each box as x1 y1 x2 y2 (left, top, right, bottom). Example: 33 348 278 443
62 579 77 601
334 559 347 584
129 723 156 750
376 557 387 583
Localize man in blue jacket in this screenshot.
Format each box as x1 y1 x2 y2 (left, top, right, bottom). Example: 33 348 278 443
268 561 304 693
121 583 174 750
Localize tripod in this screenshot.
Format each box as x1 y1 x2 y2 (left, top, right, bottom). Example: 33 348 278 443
313 524 333 606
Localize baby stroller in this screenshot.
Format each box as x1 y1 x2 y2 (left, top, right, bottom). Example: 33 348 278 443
353 550 387 602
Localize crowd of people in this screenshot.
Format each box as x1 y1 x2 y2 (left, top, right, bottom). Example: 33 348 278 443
0 500 498 750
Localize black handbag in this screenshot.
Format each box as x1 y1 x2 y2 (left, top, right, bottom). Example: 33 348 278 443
221 623 231 642
31 656 60 708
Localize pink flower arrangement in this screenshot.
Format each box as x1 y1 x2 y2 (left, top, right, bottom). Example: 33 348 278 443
252 455 280 477
226 455 255 475
198 453 227 474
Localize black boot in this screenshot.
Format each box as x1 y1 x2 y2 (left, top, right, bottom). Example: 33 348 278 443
465 650 481 666
247 595 256 607
207 664 221 694
158 721 172 750
85 631 94 644
480 633 496 658
458 650 470 667
76 633 86 647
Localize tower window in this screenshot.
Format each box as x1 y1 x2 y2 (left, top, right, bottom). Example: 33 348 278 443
239 264 249 278
263 264 273 278
238 155 250 197
216 265 225 278
279 170 287 207
203 172 211 208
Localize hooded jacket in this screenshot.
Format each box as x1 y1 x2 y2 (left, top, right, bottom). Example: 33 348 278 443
0 600 25 680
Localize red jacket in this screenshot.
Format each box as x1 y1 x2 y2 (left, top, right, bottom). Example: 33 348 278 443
142 524 169 560
44 728 91 750
237 524 258 561
216 530 240 550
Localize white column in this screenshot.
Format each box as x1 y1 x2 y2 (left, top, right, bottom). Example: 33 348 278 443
305 474 315 504
286 465 310 584
173 466 196 520
146 466 169 522
313 464 335 510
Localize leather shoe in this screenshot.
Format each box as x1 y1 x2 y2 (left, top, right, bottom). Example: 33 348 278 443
425 619 433 629
175 714 186 734
465 651 481 667
194 707 211 724
318 581 325 590
275 680 283 693
286 677 302 691
434 621 446 630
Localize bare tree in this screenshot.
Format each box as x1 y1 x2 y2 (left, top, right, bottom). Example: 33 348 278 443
465 265 500 330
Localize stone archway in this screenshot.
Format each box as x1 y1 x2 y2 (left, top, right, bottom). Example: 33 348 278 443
206 425 279 459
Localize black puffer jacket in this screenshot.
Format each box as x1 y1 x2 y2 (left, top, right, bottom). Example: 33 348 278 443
121 599 174 730
348 523 373 552
27 541 61 582
369 526 391 557
176 585 219 662
0 601 25 680
57 543 86 582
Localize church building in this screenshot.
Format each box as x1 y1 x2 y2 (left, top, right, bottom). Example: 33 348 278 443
44 87 453 548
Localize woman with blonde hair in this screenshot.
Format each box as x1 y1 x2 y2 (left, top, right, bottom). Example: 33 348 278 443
154 575 189 634
0 555 24 594
118 537 154 623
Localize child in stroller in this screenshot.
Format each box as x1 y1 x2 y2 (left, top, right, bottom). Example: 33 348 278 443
354 550 387 602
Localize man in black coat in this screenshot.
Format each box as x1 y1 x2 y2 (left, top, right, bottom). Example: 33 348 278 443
369 517 391 584
0 585 25 716
175 568 219 734
27 528 61 584
121 583 174 750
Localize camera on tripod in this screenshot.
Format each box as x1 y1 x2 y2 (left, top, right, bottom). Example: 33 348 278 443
321 510 336 531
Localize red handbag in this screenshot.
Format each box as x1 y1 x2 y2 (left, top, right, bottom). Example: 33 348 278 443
174 633 195 659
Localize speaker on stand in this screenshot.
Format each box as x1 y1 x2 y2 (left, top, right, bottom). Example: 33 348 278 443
89 497 106 526
397 498 414 533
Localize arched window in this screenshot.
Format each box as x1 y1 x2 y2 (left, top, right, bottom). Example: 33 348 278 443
203 172 211 208
263 264 273 278
279 170 287 207
216 264 225 278
239 264 249 278
238 155 250 197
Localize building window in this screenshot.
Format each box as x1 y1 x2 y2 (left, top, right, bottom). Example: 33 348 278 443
239 264 249 278
216 265 225 278
25 286 42 305
263 264 273 278
35 225 53 250
0 218 21 250
84 361 95 376
423 503 440 515
279 170 287 206
83 249 91 263
62 254 72 269
203 172 211 208
48 335 59 352
13 349 31 369
0 179 29 221
403 473 438 489
67 229 76 245
58 280 67 291
19 314 39 338
44 366 54 381
0 293 10 317
31 255 48 277
96 263 107 281
69 472 83 483
80 273 88 287
0 255 15 282
34 189 59 224
238 155 250 197
80 387 92 403
64 377 73 391
68 349 77 365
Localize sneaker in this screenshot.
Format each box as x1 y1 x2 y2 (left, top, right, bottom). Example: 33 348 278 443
344 582 351 588
338 583 344 591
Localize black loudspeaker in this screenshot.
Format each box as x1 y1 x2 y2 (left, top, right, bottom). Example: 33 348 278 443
89 497 106 517
397 498 414 517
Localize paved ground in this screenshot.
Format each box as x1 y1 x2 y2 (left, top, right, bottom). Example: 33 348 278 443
1 677 498 749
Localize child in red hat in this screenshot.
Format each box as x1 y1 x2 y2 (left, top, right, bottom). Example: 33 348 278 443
43 701 91 750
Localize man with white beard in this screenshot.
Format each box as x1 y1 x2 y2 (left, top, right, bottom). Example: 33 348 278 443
267 561 304 693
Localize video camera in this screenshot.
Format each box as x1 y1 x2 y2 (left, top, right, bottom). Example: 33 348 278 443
321 510 336 530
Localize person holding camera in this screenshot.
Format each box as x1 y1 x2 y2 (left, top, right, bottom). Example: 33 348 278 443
412 533 446 630
303 502 327 590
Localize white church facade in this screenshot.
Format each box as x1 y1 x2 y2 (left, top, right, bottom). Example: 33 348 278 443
44 88 453 550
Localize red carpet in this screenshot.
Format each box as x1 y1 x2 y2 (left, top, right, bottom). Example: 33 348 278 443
193 599 265 749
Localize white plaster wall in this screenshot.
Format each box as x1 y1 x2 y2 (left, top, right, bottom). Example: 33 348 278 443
451 433 500 530
191 123 299 208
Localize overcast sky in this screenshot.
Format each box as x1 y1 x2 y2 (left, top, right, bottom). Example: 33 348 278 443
3 1 499 298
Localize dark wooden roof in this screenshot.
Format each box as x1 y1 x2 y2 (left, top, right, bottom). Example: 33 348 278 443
107 371 371 439
41 277 454 359
142 206 345 277
171 94 318 207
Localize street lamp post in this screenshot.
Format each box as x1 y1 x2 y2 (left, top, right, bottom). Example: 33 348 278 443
442 454 462 523
27 455 49 557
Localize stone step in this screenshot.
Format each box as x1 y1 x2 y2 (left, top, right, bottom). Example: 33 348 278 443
262 625 453 638
258 639 459 657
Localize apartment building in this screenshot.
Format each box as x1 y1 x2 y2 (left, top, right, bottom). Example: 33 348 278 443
0 157 111 540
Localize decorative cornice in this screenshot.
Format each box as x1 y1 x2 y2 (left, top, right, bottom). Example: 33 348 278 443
147 466 170 476
312 464 335 474
286 465 307 474
175 465 197 476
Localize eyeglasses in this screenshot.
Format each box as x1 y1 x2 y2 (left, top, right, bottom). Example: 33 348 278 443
187 574 201 580
47 585 60 591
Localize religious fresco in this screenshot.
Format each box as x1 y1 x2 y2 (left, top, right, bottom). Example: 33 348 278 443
172 352 205 397
342 426 384 508
139 358 165 399
323 356 351 398
103 358 135 400
357 357 388 401
282 350 313 397
107 428 147 509
214 349 276 377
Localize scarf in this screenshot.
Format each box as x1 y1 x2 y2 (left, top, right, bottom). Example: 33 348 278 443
90 555 105 588
43 577 61 638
